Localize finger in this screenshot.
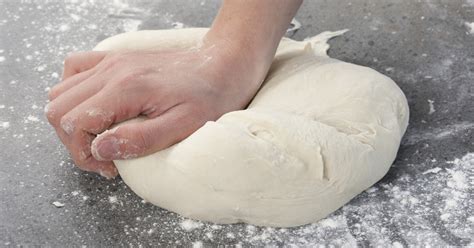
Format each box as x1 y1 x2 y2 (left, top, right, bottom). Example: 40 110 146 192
48 69 96 101
91 104 204 161
45 75 104 128
66 129 118 178
58 89 149 166
59 88 147 135
62 51 107 80
50 123 118 179
46 76 107 175
85 159 118 179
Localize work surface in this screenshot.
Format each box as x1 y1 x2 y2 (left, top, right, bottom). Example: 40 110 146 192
1 0 473 246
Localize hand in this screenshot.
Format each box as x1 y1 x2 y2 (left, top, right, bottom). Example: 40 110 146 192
46 37 264 179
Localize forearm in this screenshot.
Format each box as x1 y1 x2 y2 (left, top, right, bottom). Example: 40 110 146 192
206 0 302 82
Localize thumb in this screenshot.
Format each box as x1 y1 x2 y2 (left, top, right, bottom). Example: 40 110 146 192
91 104 203 161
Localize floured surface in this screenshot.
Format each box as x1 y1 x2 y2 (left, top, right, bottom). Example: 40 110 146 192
166 153 473 247
1 0 473 246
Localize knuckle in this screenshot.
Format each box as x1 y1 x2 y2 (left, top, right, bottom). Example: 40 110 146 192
133 127 151 151
64 52 79 67
63 52 85 77
70 137 94 169
117 68 148 87
47 91 55 101
47 86 60 100
71 151 86 165
103 53 125 70
186 103 210 121
45 104 60 126
72 157 91 172
121 126 151 156
116 76 134 88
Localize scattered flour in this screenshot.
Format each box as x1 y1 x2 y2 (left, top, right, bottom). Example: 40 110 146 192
109 195 118 204
465 22 474 34
393 241 404 248
192 241 203 248
428 99 435 114
422 167 442 174
171 22 184 29
59 24 70 32
52 201 65 208
1 122 10 129
36 65 46 71
87 24 98 30
180 219 204 231
318 218 340 228
69 13 81 21
404 122 474 145
25 115 40 123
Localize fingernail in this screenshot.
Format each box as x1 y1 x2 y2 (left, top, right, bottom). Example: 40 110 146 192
99 168 117 179
60 118 74 135
93 137 120 161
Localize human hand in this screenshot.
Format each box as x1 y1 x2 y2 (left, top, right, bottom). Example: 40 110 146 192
46 37 265 179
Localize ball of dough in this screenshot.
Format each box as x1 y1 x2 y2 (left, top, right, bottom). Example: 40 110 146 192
94 28 409 227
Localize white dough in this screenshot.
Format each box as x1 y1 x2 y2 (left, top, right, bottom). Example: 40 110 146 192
94 28 409 227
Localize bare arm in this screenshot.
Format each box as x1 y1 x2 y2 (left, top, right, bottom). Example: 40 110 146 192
207 0 303 84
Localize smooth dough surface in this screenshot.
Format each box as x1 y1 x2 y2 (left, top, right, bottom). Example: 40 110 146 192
94 28 409 227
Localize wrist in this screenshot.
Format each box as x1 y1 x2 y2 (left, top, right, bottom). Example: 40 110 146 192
203 29 272 86
204 0 302 85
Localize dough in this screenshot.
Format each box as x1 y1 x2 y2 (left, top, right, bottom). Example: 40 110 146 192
94 28 409 227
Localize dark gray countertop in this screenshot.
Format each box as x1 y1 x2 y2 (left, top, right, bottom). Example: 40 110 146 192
1 0 473 246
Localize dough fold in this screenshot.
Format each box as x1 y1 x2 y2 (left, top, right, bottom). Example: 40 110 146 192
94 28 409 227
